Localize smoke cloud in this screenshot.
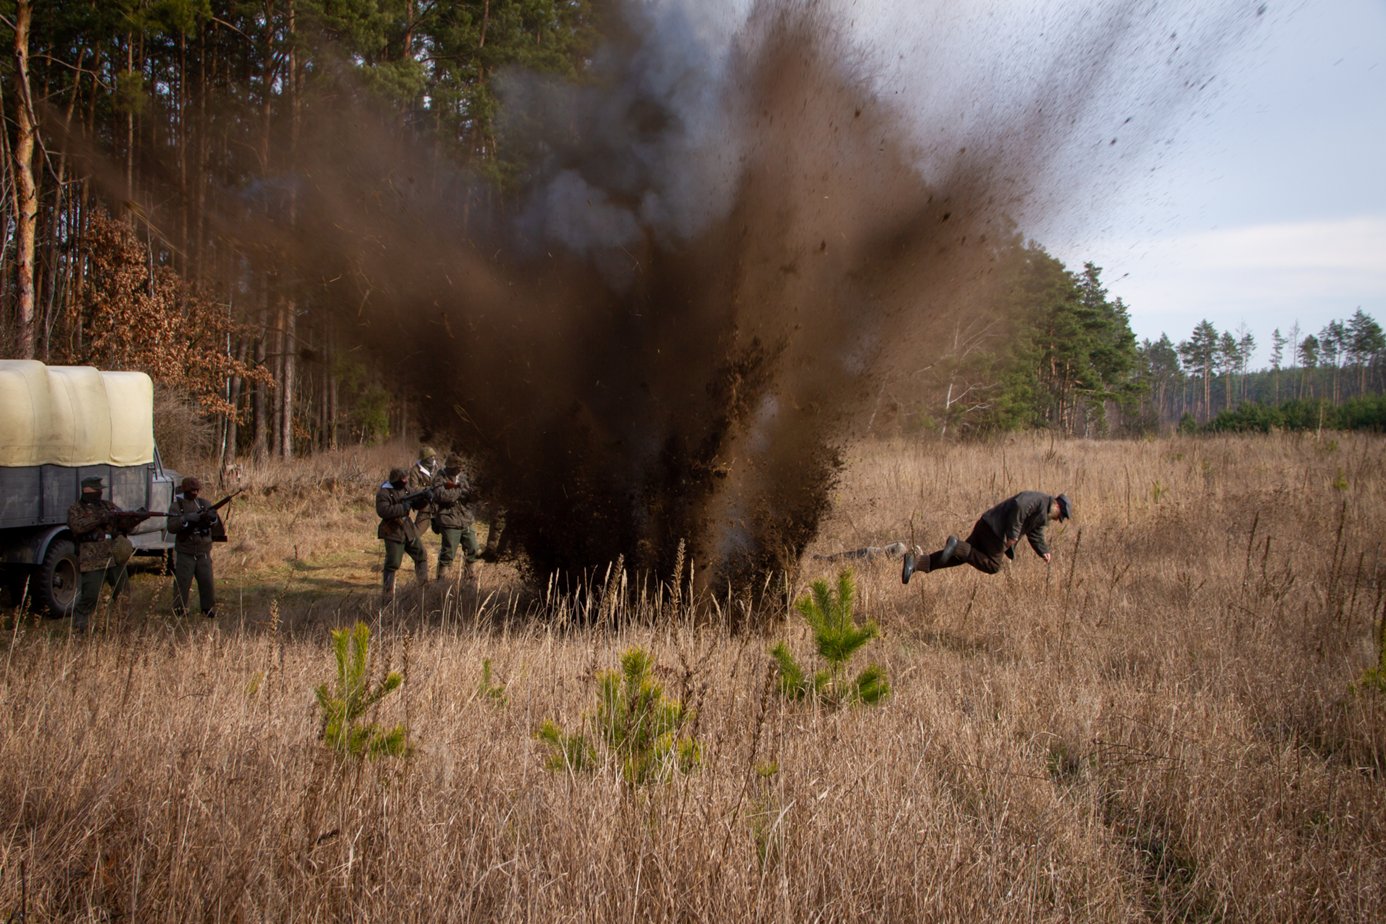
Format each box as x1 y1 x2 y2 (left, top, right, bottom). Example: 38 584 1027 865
167 0 1262 596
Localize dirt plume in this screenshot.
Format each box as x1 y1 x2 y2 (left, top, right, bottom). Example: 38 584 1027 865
115 1 1261 596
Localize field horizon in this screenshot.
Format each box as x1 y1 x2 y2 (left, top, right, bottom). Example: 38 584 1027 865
2 432 1383 921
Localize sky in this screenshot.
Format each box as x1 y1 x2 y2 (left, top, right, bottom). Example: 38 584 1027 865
1047 0 1386 365
832 0 1386 367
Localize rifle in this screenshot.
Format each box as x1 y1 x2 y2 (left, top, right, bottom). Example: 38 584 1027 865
174 489 242 542
398 486 435 510
207 488 243 512
112 508 158 534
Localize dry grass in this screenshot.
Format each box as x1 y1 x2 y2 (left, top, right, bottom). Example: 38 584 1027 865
3 434 1384 921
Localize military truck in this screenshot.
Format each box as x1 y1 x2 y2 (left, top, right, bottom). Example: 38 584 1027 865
0 360 179 615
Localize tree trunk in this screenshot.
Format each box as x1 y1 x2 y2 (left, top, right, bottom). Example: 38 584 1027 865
276 0 301 460
11 0 38 357
278 297 296 458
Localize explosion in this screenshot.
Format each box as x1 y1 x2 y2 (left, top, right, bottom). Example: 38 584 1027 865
189 0 1260 594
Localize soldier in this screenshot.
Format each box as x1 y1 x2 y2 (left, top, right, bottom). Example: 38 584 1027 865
377 467 430 599
65 476 131 633
431 452 482 580
413 445 441 485
412 446 441 536
166 476 221 618
902 491 1072 583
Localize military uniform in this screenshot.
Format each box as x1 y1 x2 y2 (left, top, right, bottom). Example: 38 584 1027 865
412 446 441 535
377 468 428 598
431 453 482 579
65 477 130 631
166 476 220 618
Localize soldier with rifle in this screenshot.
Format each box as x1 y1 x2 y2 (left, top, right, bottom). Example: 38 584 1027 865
412 446 441 536
66 476 149 633
166 476 237 619
376 467 433 600
430 452 483 580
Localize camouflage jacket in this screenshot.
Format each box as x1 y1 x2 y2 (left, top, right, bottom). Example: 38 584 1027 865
979 491 1057 558
376 483 420 543
67 498 121 573
430 470 477 530
166 494 219 555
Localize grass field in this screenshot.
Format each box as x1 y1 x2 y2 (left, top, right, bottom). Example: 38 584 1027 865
2 433 1384 921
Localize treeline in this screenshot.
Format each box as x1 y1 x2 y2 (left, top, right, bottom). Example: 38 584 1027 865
0 0 595 463
1139 312 1386 429
884 241 1384 438
1199 395 1386 434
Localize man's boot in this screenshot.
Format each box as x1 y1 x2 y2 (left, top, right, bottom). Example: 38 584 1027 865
901 544 931 584
940 535 959 566
382 570 397 601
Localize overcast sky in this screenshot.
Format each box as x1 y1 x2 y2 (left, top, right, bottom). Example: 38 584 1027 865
1048 0 1386 364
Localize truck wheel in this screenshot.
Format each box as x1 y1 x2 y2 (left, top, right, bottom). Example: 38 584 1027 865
35 539 80 619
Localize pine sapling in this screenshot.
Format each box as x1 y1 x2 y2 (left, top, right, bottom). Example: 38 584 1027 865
315 621 411 758
536 647 701 784
772 569 890 707
479 658 508 706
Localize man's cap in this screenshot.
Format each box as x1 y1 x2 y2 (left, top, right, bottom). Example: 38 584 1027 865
180 476 202 493
1055 493 1072 521
81 476 104 490
418 445 437 462
388 467 408 484
444 452 464 468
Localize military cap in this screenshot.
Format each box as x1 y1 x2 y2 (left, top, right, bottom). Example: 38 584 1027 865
418 445 438 462
81 476 104 490
1055 493 1073 521
444 452 464 468
388 467 408 485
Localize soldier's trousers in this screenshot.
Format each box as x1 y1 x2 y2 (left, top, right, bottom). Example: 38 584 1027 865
173 550 216 616
437 525 481 575
73 564 129 630
929 519 1006 574
382 537 427 594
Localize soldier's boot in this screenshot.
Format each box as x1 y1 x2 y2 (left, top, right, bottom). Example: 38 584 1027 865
382 570 397 601
902 543 931 584
436 561 450 582
939 535 960 566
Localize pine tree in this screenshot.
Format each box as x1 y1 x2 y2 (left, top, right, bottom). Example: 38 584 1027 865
772 570 889 707
1178 320 1220 422
1346 309 1385 394
315 622 411 759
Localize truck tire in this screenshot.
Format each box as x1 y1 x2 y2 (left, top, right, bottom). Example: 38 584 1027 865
34 539 80 618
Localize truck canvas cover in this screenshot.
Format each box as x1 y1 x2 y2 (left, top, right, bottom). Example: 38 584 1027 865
0 360 155 467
